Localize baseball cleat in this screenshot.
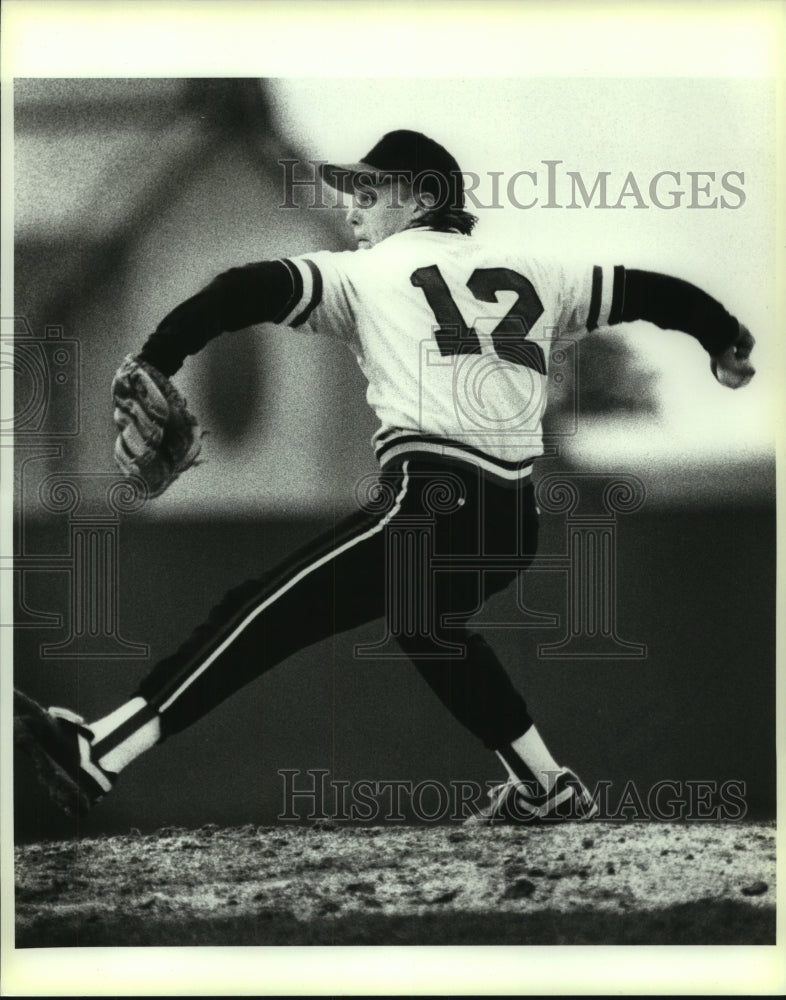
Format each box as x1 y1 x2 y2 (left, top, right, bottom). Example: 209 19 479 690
465 767 598 825
14 689 116 816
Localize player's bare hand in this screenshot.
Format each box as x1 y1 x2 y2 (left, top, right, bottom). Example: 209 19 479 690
710 323 755 389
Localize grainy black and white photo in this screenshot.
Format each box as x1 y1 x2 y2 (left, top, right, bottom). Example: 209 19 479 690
1 1 783 996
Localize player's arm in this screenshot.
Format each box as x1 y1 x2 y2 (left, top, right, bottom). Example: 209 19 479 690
617 269 755 389
138 261 298 377
111 261 300 496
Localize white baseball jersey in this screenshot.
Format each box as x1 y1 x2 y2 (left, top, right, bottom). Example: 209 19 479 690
278 229 623 481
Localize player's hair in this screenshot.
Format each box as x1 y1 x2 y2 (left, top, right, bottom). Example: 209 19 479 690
408 207 479 236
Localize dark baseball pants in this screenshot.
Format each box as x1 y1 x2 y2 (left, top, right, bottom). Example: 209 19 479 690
136 455 537 750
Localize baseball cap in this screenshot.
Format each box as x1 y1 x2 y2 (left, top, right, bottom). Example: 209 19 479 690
319 129 465 210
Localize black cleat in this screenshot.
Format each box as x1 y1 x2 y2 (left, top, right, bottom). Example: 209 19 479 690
465 767 598 825
14 689 115 816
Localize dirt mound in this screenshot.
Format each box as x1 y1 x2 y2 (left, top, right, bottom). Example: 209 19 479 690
15 820 775 946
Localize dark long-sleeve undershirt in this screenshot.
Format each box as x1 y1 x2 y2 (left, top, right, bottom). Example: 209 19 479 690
620 269 739 356
139 261 296 376
138 259 740 378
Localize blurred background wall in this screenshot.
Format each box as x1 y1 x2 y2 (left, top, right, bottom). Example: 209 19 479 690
11 78 776 838
14 78 379 517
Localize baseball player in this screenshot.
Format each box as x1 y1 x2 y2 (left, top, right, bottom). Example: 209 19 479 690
15 130 755 824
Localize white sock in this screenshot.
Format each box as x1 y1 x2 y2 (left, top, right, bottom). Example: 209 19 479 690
89 697 161 774
498 725 562 791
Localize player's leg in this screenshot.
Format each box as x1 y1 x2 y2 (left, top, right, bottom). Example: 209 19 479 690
15 465 413 812
408 629 595 822
399 466 595 821
394 465 549 773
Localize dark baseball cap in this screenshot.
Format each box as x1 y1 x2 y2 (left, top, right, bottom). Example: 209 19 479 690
319 129 465 209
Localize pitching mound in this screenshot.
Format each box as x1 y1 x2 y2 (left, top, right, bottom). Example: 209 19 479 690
15 820 775 946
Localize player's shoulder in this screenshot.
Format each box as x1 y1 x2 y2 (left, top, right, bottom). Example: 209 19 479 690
373 227 500 266
285 246 357 270
388 227 553 266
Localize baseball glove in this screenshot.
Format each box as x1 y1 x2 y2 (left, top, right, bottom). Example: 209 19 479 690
112 354 203 498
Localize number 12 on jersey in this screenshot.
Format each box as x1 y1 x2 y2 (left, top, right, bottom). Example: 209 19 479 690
410 265 547 374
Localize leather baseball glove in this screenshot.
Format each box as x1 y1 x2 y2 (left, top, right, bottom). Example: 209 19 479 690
112 355 203 498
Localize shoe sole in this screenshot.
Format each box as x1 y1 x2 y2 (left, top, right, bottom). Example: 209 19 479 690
465 806 597 826
14 689 93 817
465 778 599 826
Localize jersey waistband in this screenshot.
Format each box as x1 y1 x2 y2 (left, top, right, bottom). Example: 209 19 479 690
376 434 538 483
